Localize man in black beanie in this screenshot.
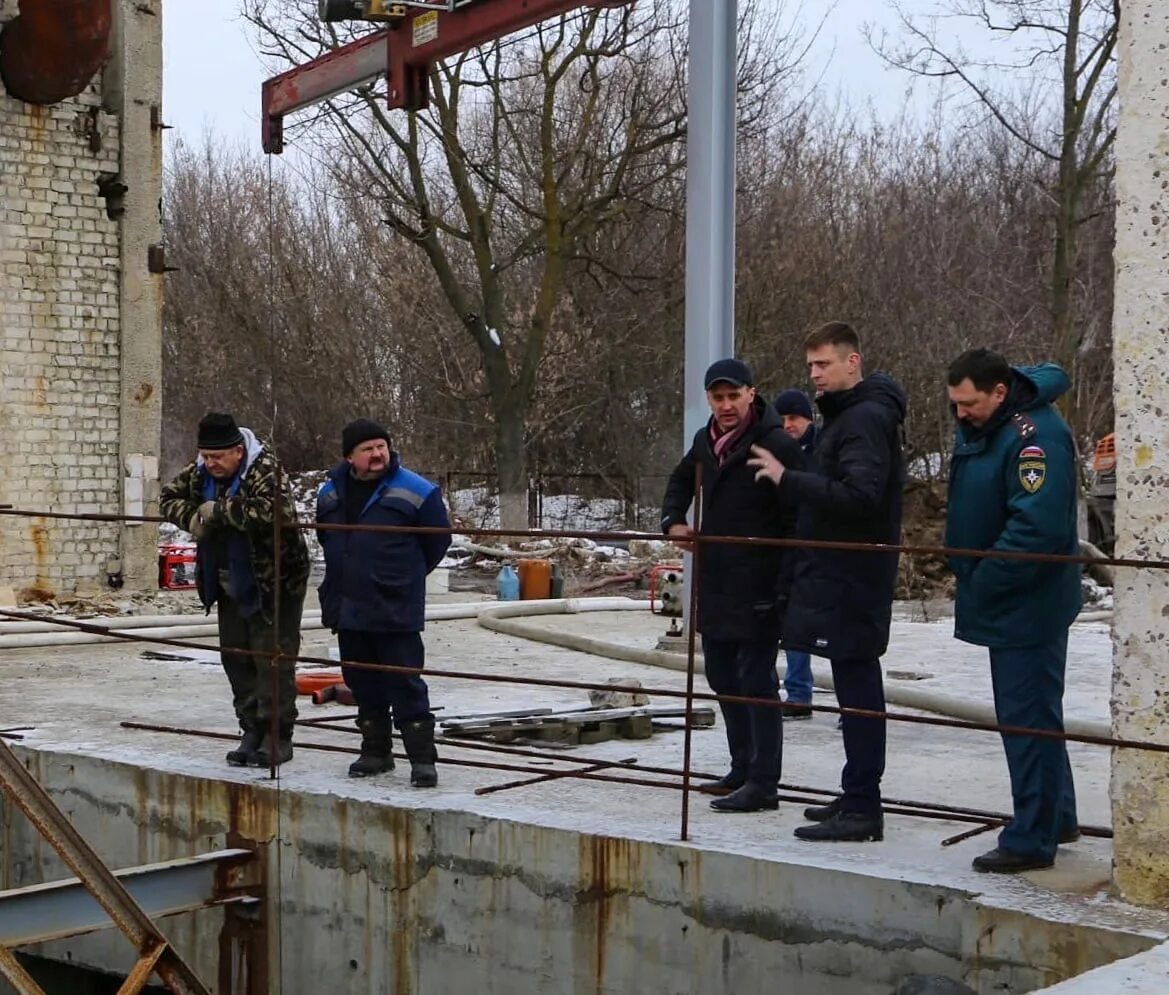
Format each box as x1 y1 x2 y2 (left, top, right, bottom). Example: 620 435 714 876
316 418 452 786
160 412 310 767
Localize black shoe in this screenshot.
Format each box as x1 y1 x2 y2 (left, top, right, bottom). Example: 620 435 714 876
972 847 1053 873
348 716 395 778
225 725 263 767
400 717 438 788
803 797 842 822
1058 827 1081 845
253 727 293 767
782 705 813 721
709 782 779 813
707 770 747 792
794 811 883 842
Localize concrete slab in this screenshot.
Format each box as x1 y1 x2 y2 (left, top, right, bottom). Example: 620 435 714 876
0 602 1162 994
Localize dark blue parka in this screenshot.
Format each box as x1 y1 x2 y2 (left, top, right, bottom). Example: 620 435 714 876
945 364 1081 648
778 374 907 660
316 456 451 633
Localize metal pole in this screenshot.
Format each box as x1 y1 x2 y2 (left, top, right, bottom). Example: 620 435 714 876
681 0 737 632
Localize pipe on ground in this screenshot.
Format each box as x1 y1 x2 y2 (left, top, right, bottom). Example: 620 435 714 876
0 0 111 105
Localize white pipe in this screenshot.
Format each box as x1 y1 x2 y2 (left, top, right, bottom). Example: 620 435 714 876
472 600 1112 740
0 593 1115 739
0 599 537 649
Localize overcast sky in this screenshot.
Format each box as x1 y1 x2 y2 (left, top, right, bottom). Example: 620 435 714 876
161 1 974 156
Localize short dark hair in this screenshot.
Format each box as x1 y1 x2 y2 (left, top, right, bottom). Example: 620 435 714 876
947 348 1011 392
804 321 860 354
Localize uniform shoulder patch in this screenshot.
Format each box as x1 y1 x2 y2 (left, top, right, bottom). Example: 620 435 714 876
1018 442 1046 494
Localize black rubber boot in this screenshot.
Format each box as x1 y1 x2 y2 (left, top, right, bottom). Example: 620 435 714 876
253 724 294 767
399 717 438 788
348 716 394 778
225 724 263 767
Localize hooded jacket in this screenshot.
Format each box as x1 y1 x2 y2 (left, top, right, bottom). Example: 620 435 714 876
660 395 805 641
778 373 907 660
159 428 310 617
945 364 1081 648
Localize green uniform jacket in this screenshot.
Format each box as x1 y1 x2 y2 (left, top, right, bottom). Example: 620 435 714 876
945 364 1082 648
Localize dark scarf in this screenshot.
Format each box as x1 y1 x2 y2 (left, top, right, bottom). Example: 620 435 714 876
709 404 758 467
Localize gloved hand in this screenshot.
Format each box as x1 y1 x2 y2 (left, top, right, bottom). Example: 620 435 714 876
188 500 220 541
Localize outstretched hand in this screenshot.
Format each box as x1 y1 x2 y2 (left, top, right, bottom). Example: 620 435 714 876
748 444 786 485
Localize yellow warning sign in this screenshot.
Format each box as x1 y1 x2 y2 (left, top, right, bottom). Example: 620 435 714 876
413 10 438 47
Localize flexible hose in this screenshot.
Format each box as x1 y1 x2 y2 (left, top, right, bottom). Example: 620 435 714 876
0 595 1112 738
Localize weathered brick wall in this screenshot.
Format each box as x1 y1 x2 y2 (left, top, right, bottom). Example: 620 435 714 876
0 4 125 597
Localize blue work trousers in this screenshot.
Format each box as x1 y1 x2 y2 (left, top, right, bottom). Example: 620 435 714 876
989 632 1078 862
339 630 432 728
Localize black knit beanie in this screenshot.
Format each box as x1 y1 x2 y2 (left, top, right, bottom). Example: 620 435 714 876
342 418 392 457
197 412 244 450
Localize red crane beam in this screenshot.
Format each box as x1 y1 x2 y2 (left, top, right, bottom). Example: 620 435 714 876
262 0 627 153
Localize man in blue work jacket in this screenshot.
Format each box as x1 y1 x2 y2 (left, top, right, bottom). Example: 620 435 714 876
945 349 1081 873
316 419 451 786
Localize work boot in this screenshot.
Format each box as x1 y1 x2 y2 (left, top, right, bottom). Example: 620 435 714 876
971 847 1053 873
794 811 884 842
348 716 395 778
225 723 263 767
707 770 747 792
253 724 294 767
399 717 438 788
803 797 843 822
709 782 779 813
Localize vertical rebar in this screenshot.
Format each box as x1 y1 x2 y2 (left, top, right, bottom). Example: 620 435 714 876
679 464 703 842
269 467 283 783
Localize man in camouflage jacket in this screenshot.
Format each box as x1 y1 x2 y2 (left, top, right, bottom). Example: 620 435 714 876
159 412 309 767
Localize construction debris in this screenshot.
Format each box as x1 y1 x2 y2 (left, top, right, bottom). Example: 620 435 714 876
440 703 715 746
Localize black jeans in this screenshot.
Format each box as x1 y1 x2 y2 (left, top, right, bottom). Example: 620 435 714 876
831 657 886 816
217 589 304 729
702 635 782 786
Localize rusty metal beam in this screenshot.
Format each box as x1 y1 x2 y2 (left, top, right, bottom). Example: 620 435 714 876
0 737 212 995
262 29 389 153
0 850 255 947
261 0 630 151
0 945 48 995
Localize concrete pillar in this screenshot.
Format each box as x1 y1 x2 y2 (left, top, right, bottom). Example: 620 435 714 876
1110 0 1169 907
105 0 163 591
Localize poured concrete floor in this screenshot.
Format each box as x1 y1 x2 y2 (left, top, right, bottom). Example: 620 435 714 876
1 596 1159 952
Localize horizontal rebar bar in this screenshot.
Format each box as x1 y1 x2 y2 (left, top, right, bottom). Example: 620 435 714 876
118 720 1110 839
2 607 1159 757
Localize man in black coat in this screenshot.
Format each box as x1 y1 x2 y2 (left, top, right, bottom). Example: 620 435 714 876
750 322 906 841
661 358 805 813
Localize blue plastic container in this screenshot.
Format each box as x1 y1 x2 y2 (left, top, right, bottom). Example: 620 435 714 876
497 564 520 601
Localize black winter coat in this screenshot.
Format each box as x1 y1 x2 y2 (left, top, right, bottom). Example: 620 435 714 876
661 397 805 641
778 374 907 660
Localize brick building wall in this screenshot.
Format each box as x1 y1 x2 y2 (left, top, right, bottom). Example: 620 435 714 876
0 0 162 598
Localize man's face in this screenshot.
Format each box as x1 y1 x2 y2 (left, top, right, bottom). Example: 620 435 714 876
806 344 860 395
347 438 390 480
948 378 1007 428
706 382 756 431
199 445 244 480
782 414 812 440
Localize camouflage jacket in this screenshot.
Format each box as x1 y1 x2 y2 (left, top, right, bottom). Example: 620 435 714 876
159 431 310 612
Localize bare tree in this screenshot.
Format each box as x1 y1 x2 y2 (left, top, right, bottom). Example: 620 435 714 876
870 0 1117 426
243 0 799 527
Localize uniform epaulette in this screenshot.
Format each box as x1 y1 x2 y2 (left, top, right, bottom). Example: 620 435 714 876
1010 413 1037 439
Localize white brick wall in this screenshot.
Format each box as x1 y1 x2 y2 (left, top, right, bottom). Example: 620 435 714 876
0 28 124 596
